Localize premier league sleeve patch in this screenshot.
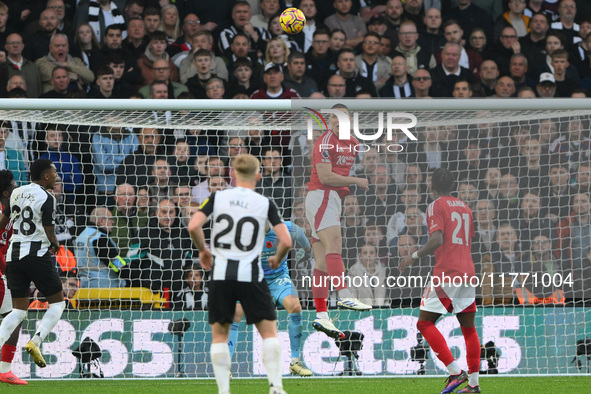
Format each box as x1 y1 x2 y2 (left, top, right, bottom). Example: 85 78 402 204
321 149 330 162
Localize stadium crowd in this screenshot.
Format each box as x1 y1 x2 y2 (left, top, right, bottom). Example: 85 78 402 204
0 0 590 309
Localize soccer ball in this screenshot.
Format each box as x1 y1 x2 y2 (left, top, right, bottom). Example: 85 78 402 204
280 8 306 35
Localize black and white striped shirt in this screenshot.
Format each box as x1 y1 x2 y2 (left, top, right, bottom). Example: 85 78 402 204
6 183 56 262
218 25 270 56
199 187 283 282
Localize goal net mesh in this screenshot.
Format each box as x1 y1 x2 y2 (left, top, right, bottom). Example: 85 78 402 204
0 102 590 379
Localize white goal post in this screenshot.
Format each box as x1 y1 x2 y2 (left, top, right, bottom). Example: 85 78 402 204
0 98 589 379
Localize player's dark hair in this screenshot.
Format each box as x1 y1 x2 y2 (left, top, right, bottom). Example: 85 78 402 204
431 168 455 195
30 159 54 181
0 170 14 195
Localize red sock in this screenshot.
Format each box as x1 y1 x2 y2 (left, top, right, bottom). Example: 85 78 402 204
312 269 328 313
417 320 454 366
1 344 16 363
461 326 481 374
325 253 346 292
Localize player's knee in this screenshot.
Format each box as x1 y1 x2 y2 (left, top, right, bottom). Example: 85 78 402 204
416 320 432 332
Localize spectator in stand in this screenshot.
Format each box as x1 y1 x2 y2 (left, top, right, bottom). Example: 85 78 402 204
418 7 445 56
60 272 79 308
537 30 580 81
75 23 101 70
92 24 141 88
173 264 207 310
445 0 493 43
123 18 147 60
392 233 431 305
575 163 591 195
250 63 301 99
159 4 181 44
6 76 26 95
283 52 318 98
179 30 229 83
383 0 404 47
92 125 138 201
0 122 26 185
520 12 550 71
430 42 475 97
88 66 116 98
226 58 257 97
305 29 333 87
511 192 553 252
38 125 83 200
551 49 579 97
4 33 42 99
334 48 377 97
517 86 537 97
363 224 390 260
550 0 579 49
482 222 526 305
355 32 391 91
139 58 188 98
137 31 179 87
222 33 264 81
497 173 520 222
512 137 549 191
24 9 66 62
439 20 482 77
479 167 502 203
138 198 190 294
467 28 488 56
341 194 367 268
393 20 435 75
111 182 149 258
51 179 82 248
143 7 161 35
379 55 414 98
452 79 472 97
509 53 534 91
123 0 143 22
251 0 280 29
476 59 499 96
205 77 227 100
324 74 346 98
458 180 480 211
105 53 133 98
191 155 225 203
543 163 575 223
74 0 127 46
323 0 367 49
171 184 193 216
75 207 128 288
296 0 319 53
116 127 161 189
494 0 530 42
361 163 398 226
537 118 559 156
218 1 269 57
549 116 590 171
256 148 292 219
473 199 497 254
168 141 193 186
264 36 290 66
492 75 516 98
36 34 95 94
489 26 522 77
388 205 428 249
148 158 174 208
39 66 70 98
536 72 557 97
411 68 432 98
348 243 389 307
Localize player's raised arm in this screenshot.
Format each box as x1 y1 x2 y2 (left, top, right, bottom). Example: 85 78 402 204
269 222 291 269
316 162 369 190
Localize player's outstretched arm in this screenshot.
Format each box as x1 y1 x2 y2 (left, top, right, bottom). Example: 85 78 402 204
316 163 369 190
398 230 443 273
268 223 291 269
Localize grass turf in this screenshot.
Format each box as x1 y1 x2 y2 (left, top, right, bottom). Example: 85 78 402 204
1 376 590 393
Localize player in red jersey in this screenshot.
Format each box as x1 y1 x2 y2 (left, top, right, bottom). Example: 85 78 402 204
0 170 26 385
399 168 481 394
305 104 372 339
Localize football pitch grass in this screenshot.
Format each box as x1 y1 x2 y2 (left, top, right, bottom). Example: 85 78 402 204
1 376 590 393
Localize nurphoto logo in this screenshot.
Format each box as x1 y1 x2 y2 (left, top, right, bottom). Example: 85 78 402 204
304 108 418 153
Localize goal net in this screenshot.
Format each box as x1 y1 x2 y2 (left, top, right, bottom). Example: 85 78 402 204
0 98 590 379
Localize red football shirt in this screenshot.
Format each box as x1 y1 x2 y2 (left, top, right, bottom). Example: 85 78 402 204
0 204 14 275
427 196 476 280
307 130 359 198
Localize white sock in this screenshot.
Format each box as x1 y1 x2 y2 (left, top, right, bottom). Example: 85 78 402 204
210 343 231 394
34 301 66 344
338 288 352 298
316 312 329 320
0 309 26 347
262 337 282 389
469 372 479 386
290 357 299 364
0 361 10 373
447 360 461 375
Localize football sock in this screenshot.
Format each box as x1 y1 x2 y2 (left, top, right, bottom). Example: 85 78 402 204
262 337 283 389
469 372 480 387
228 322 239 359
312 269 328 313
325 253 346 292
210 343 231 394
0 344 16 373
0 309 26 347
35 301 66 344
288 313 302 359
416 320 455 368
461 326 481 375
446 360 462 376
338 288 352 298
